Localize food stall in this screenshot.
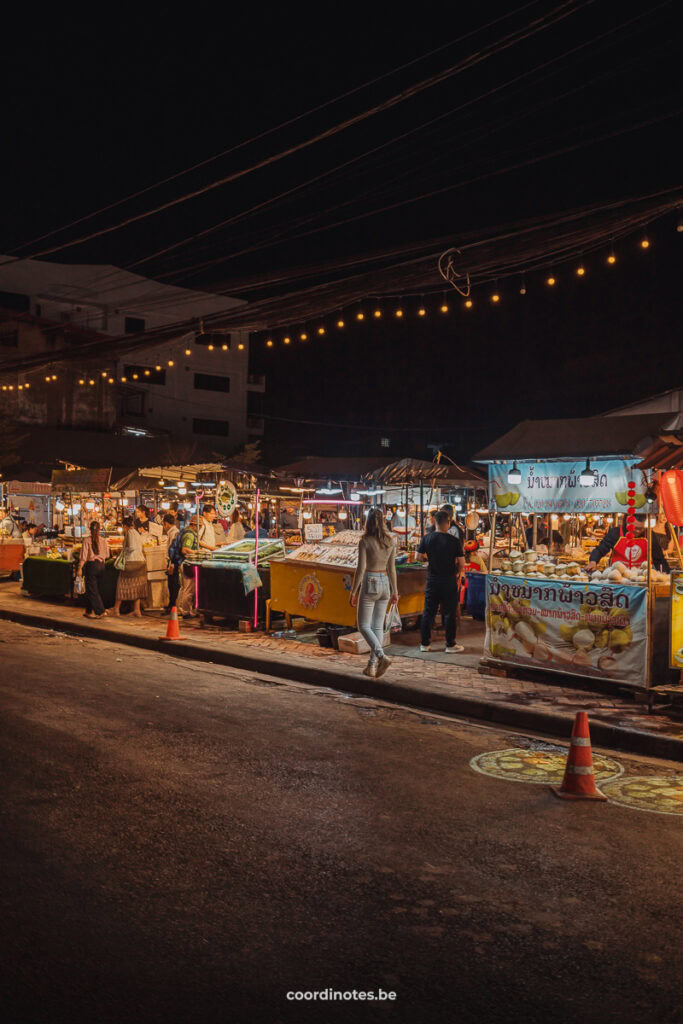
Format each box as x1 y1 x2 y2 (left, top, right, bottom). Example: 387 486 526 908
185 537 285 625
474 414 682 691
269 530 427 628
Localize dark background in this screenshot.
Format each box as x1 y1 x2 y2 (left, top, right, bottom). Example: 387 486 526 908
1 2 681 462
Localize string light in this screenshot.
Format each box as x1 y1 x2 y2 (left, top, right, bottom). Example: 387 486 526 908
576 264 586 276
108 377 114 384
17 384 23 390
464 298 473 309
101 371 108 378
640 237 650 249
168 360 174 367
238 343 245 350
418 306 426 317
44 375 50 382
78 378 85 385
317 326 325 335
120 376 127 383
356 311 365 321
51 374 57 380
546 275 556 286
8 385 13 390
144 369 151 376
266 339 274 348
373 309 382 318
607 251 616 264
336 319 344 328
155 364 162 371
283 337 290 345
491 292 500 303
88 379 95 386
1 386 6 391
440 302 449 313
221 343 228 350
24 383 30 389
185 347 191 355
132 373 139 380
207 344 214 351
395 308 403 318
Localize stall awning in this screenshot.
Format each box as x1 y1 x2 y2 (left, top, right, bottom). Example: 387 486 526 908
275 456 393 482
473 413 677 462
637 434 683 470
51 468 112 491
366 457 486 487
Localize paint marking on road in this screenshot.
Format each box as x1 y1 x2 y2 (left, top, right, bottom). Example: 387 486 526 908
599 776 683 815
469 747 623 786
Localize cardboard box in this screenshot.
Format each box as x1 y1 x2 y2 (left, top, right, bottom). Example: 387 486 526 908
337 630 391 655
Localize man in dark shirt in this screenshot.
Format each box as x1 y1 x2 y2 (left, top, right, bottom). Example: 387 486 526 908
417 508 466 654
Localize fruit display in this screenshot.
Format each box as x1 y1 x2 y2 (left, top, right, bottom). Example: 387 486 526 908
491 550 590 582
588 561 670 586
492 482 521 509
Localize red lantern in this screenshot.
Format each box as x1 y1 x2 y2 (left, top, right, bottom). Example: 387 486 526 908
627 481 635 489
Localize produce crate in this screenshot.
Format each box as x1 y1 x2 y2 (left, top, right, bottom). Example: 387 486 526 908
337 630 391 655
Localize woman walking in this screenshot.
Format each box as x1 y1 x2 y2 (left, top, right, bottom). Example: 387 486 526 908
350 508 398 678
77 520 110 618
112 516 147 618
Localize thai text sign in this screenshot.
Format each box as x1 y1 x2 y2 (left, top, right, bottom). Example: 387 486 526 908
488 460 646 513
485 574 648 687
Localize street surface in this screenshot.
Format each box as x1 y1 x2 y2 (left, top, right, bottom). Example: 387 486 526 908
1 620 681 1024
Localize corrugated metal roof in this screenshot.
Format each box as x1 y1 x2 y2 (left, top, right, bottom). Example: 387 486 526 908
367 457 486 486
473 414 676 461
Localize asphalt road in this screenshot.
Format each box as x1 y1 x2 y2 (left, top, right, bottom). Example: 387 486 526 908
1 620 681 1024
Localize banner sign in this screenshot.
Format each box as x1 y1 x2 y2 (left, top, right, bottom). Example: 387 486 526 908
671 570 683 669
485 574 648 687
488 460 647 514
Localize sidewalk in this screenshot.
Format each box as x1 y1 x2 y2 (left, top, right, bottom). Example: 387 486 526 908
1 583 682 761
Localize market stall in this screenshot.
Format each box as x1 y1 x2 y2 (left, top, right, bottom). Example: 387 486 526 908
474 414 682 690
269 530 427 628
185 537 285 625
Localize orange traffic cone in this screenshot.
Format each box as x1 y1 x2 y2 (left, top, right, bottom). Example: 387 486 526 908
159 606 182 641
551 711 608 801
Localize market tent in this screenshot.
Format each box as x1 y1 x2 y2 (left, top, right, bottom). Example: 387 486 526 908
473 413 678 462
274 456 393 483
51 468 112 490
366 457 486 487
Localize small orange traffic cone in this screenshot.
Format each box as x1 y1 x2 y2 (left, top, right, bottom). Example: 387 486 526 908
159 606 182 641
551 711 608 801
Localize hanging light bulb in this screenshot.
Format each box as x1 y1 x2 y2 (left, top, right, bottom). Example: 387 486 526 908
580 459 596 486
491 293 500 303
418 306 426 317
464 299 473 309
440 302 449 313
607 251 616 265
576 264 586 276
144 369 151 376
283 337 290 345
317 326 325 335
336 319 344 328
158 478 165 487
266 340 274 348
44 375 50 382
208 343 214 351
168 360 174 367
373 309 382 318
507 462 522 485
395 307 403 318
155 364 162 371
101 371 107 378
238 342 245 350
55 500 65 512
640 237 650 249
78 378 85 385
120 376 127 383
221 343 228 350
185 347 191 355
88 379 95 386
356 311 365 321
546 275 556 287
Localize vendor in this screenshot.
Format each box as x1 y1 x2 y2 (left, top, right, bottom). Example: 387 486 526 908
587 514 669 572
280 506 298 530
135 505 150 532
463 539 486 572
199 503 217 551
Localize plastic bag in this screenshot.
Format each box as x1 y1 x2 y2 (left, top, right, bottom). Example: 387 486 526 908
384 602 402 633
74 574 85 595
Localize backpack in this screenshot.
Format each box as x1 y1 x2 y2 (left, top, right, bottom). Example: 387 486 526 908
168 531 186 568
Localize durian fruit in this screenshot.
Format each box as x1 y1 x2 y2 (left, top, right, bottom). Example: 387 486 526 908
608 628 632 652
572 628 596 651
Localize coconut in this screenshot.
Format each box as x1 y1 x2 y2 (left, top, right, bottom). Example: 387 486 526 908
611 561 627 573
608 569 623 583
572 628 595 651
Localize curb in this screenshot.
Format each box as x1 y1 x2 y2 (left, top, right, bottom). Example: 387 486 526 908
2 605 682 763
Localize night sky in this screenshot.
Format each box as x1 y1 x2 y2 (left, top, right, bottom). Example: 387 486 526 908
2 3 681 461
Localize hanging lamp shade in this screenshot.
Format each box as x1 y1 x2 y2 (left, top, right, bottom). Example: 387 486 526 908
659 470 683 526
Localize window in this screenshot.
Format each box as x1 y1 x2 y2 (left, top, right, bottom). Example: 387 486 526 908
0 330 18 347
0 291 29 312
123 364 166 385
193 372 230 393
247 390 264 414
193 417 229 437
380 437 391 448
124 316 146 334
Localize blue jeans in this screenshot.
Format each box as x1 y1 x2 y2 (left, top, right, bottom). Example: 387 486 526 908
357 572 390 660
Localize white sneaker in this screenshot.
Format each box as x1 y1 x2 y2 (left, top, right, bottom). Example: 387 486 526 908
363 658 377 678
445 644 465 654
420 644 431 652
375 655 391 678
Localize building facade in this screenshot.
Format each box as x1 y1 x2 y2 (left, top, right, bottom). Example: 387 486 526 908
0 257 263 450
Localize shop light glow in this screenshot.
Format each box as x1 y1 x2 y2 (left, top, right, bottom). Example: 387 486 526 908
302 499 363 505
579 459 596 486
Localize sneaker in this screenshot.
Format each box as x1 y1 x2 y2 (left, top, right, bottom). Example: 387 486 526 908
362 659 377 678
420 644 431 652
445 644 465 654
375 655 391 678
